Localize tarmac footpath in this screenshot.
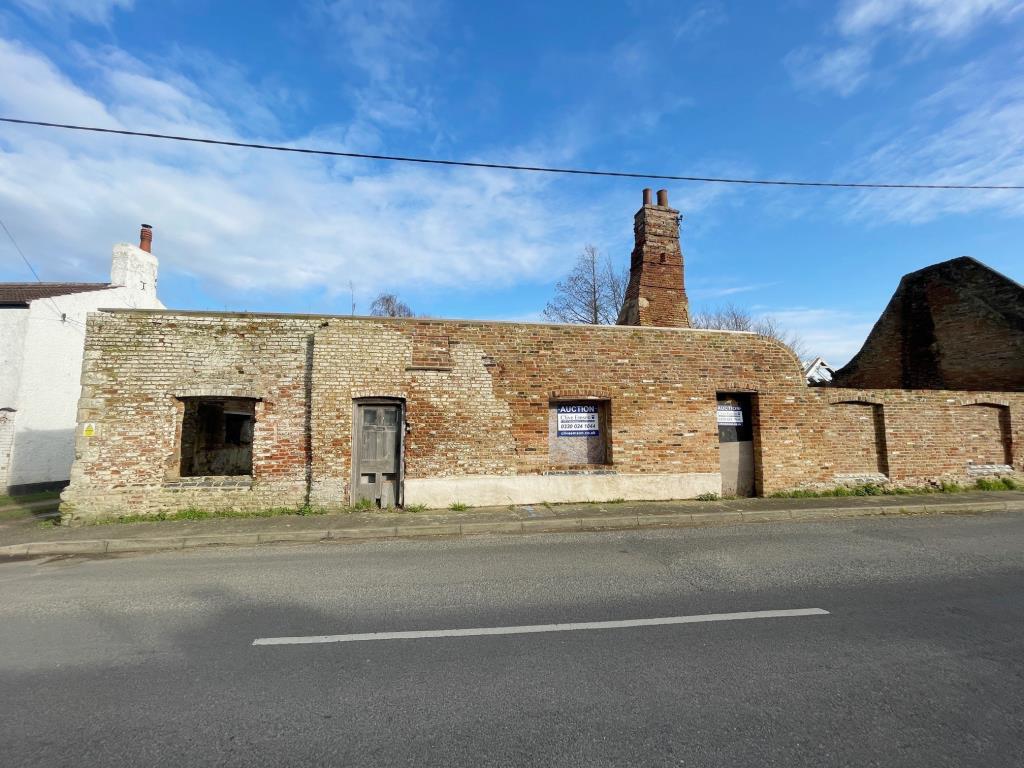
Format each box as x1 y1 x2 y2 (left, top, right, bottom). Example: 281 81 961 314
2 490 1023 558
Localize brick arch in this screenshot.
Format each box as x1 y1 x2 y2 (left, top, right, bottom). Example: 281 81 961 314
549 389 613 401
173 386 264 400
827 393 884 406
709 381 762 394
958 397 1011 408
350 389 408 401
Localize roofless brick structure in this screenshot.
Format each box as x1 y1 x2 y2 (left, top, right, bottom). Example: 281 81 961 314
832 256 1024 391
60 192 1022 522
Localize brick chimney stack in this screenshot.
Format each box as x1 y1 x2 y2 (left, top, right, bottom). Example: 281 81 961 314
139 224 153 253
616 188 690 327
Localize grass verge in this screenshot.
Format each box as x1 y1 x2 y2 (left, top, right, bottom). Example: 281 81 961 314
88 504 330 526
770 477 1019 499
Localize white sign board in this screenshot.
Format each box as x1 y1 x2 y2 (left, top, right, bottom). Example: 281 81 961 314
557 404 599 437
716 404 744 426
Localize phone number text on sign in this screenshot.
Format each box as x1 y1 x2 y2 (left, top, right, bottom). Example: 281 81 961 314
556 404 600 437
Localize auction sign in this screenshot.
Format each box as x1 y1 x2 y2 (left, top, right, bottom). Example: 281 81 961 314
556 404 600 437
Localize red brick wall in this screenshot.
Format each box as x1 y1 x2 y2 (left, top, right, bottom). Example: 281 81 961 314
821 401 887 477
617 197 690 328
833 257 1024 391
955 403 1012 466
60 310 1022 520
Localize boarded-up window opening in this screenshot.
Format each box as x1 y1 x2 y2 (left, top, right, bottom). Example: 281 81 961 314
548 400 611 466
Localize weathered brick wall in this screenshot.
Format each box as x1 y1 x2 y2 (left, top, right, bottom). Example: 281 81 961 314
60 309 1022 521
308 317 801 506
62 313 318 520
617 190 690 328
955 403 1012 467
833 257 1024 391
821 401 887 479
771 389 1024 492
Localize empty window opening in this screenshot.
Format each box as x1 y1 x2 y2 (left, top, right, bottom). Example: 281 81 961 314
548 400 611 466
179 398 256 477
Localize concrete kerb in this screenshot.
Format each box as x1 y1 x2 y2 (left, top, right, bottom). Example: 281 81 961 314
3 499 1024 558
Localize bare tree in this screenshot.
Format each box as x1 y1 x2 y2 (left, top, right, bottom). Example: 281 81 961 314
543 245 628 325
369 292 414 318
691 303 807 359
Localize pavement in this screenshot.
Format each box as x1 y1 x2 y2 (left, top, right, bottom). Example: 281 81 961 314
2 512 1022 766
2 489 1023 557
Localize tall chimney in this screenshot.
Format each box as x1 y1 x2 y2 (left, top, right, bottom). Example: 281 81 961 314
616 188 690 327
139 224 153 253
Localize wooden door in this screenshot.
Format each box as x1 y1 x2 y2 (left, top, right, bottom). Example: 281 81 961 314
353 403 402 507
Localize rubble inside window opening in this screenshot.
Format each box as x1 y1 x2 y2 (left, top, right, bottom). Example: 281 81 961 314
179 398 256 477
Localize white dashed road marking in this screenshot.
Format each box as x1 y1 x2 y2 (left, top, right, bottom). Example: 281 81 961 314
253 607 830 646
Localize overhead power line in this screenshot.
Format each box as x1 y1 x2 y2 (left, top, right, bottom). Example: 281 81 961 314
0 216 45 283
0 215 75 325
2 116 1021 191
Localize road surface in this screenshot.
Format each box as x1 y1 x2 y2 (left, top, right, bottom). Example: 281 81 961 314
2 512 1022 766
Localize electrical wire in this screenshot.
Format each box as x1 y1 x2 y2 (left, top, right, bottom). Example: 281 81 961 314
0 215 69 322
2 116 1021 191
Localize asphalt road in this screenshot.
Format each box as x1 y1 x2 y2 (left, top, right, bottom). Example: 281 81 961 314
2 512 1023 767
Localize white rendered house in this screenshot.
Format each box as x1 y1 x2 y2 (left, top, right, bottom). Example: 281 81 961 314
0 226 164 493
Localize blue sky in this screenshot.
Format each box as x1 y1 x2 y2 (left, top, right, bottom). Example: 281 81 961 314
0 0 1022 365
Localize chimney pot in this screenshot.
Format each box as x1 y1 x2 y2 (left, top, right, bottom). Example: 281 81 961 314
642 188 653 205
139 224 153 253
656 189 668 207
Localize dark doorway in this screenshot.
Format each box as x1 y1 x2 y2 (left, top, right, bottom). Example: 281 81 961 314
717 393 756 497
352 400 404 508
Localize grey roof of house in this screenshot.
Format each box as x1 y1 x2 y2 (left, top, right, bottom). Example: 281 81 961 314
0 282 112 307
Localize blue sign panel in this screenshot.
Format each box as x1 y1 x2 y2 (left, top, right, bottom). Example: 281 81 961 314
556 404 599 437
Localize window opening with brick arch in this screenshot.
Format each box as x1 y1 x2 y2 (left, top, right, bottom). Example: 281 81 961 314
178 397 256 477
548 399 611 466
956 403 1012 471
825 401 889 481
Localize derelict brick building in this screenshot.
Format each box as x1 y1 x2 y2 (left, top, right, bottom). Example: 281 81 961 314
60 191 1023 522
831 256 1024 391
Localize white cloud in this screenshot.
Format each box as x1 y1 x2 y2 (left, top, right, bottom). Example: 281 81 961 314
11 0 132 25
311 0 441 139
761 307 875 366
0 39 112 126
788 0 1024 96
673 1 727 41
837 0 1023 39
0 36 606 303
841 55 1024 222
785 45 872 97
689 281 779 300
